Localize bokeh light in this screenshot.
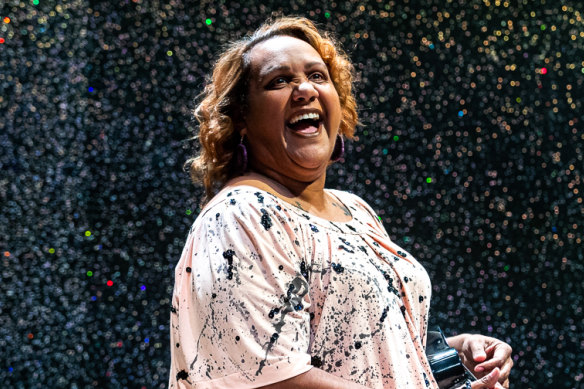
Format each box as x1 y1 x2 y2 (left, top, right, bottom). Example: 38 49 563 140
1 1 582 388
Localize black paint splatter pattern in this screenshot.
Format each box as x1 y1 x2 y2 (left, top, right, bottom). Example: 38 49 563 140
169 186 437 388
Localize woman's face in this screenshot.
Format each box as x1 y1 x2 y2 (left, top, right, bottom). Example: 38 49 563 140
242 35 342 184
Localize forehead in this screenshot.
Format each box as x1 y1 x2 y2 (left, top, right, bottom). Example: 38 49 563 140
248 36 325 79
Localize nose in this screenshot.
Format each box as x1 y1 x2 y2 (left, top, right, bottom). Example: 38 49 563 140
292 80 319 102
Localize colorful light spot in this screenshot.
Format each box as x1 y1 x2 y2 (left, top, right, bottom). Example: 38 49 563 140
87 271 93 277
33 0 39 4
426 177 432 183
49 248 55 254
393 135 399 141
324 12 331 18
144 338 149 343
140 285 146 291
27 333 34 339
85 230 91 236
205 18 212 25
186 209 192 215
166 50 173 56
458 110 464 117
88 87 94 92
4 251 10 257
0 38 5 44
3 17 10 24
107 280 114 287
541 68 547 74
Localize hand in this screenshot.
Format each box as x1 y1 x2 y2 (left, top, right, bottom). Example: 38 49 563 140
447 334 513 389
469 367 504 389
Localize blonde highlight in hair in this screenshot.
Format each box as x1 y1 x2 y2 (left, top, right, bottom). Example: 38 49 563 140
186 16 358 203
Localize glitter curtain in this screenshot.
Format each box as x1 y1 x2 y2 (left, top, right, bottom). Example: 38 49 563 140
1 0 582 387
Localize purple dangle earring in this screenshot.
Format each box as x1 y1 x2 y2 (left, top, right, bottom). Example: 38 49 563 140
330 135 345 162
236 135 248 175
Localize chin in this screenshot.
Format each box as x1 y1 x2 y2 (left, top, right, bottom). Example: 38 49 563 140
288 151 330 172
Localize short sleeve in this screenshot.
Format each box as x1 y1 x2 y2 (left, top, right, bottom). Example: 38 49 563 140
169 199 313 388
331 189 388 236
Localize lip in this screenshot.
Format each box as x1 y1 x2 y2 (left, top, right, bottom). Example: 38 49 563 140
285 121 323 138
285 108 325 138
285 108 324 124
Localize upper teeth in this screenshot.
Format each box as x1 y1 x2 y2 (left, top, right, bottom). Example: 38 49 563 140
289 112 320 124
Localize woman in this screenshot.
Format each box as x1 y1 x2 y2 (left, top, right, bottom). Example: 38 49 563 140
169 17 513 389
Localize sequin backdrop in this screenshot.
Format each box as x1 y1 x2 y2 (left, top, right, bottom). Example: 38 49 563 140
1 0 582 387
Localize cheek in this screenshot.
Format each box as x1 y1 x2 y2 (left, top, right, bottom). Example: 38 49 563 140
325 83 341 106
246 96 263 119
326 89 342 122
248 93 287 120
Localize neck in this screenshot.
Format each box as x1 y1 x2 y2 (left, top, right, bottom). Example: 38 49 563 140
225 168 352 223
257 168 328 203
230 167 329 211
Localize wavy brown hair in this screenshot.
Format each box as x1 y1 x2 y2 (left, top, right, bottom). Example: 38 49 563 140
186 16 358 203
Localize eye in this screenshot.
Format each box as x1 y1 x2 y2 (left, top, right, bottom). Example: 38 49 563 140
268 76 288 88
309 72 327 82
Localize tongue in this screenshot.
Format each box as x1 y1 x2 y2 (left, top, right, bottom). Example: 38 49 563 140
290 121 319 134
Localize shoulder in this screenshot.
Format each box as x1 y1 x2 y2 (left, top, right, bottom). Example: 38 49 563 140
327 189 379 218
193 186 292 233
327 188 364 204
327 188 389 236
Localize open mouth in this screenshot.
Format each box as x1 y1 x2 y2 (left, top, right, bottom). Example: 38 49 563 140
286 113 323 135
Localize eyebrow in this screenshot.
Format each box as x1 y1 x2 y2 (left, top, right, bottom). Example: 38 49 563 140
257 61 327 82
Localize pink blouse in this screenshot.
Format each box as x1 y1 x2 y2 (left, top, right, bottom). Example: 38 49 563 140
169 186 439 388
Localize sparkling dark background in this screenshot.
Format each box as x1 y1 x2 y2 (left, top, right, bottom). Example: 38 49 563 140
1 0 582 388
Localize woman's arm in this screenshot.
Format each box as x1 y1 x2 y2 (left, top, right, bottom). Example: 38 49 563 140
261 363 508 389
259 367 368 389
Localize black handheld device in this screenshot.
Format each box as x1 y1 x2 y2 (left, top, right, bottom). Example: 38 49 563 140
426 327 477 389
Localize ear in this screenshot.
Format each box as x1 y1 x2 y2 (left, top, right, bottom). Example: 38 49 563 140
238 122 248 137
234 114 247 137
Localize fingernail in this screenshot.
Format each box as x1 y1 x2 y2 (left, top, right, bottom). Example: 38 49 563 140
475 366 484 372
